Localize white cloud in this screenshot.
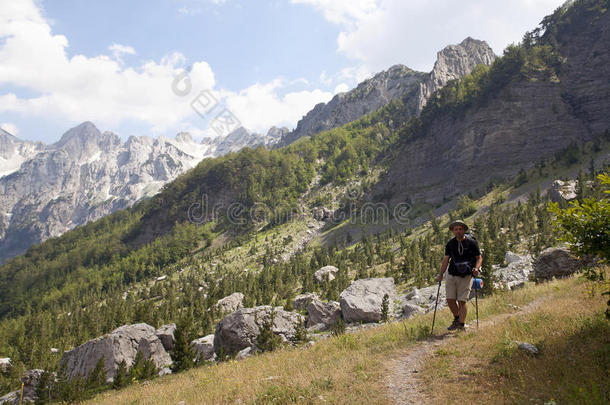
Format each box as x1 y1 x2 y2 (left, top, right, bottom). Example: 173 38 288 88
222 79 333 133
0 122 18 136
333 83 349 94
108 43 136 63
0 0 333 138
297 0 563 72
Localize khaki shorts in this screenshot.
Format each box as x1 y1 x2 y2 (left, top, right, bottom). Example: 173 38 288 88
445 272 472 302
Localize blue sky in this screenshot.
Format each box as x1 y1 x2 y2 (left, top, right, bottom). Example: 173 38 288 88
0 0 563 143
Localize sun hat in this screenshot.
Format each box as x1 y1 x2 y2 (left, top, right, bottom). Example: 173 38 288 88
448 220 469 231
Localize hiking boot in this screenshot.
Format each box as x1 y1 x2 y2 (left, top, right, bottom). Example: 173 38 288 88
447 322 465 331
447 318 460 330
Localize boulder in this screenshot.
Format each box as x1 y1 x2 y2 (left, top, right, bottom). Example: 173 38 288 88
215 292 245 314
155 323 176 352
339 278 397 323
494 255 533 290
517 342 539 356
314 265 339 283
191 334 215 362
306 300 341 329
0 358 10 371
548 179 578 203
0 369 45 404
214 306 304 355
236 347 255 360
534 247 583 281
398 283 446 316
60 323 172 381
505 251 529 265
402 302 424 319
293 293 319 311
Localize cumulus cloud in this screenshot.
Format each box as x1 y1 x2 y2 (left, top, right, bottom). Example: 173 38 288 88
222 79 333 133
296 0 563 72
0 0 333 138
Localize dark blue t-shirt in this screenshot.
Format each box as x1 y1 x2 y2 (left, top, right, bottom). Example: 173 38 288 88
445 236 481 276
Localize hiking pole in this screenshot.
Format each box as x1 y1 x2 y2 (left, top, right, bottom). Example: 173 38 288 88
472 278 483 329
431 278 442 335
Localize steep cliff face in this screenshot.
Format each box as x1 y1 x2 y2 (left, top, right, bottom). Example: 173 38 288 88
373 6 610 207
278 38 496 147
0 123 281 263
415 37 498 113
278 65 426 146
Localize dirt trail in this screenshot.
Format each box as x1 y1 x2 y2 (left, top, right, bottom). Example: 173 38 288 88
384 296 549 405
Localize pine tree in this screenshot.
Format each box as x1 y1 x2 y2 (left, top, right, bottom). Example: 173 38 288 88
112 360 128 390
380 293 390 323
170 317 196 372
34 370 52 405
86 357 107 392
256 310 282 352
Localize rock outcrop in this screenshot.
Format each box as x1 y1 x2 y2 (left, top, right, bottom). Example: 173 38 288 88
314 265 339 283
155 323 176 352
548 179 578 203
494 252 533 290
277 38 495 147
372 8 610 207
213 306 304 355
306 299 341 329
191 334 215 362
339 278 397 323
215 292 245 314
293 293 319 311
415 37 497 112
534 247 584 281
60 323 172 381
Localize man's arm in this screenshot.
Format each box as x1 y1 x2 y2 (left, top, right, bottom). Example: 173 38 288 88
473 255 483 276
437 255 450 281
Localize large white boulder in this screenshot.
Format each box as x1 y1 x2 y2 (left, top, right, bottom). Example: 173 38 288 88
213 306 304 355
339 278 397 323
314 265 339 283
215 292 245 314
60 323 172 381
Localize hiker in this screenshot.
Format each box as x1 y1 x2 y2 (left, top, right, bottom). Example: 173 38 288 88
436 220 482 330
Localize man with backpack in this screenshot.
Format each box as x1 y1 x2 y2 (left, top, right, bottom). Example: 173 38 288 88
436 220 482 330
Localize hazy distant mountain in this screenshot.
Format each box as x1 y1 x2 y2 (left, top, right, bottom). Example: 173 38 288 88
0 122 283 263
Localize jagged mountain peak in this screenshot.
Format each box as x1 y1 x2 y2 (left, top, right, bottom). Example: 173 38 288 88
175 132 194 143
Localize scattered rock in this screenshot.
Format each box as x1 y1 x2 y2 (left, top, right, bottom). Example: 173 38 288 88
517 342 539 356
534 247 583 281
505 251 528 265
215 292 245 314
236 347 255 360
0 358 10 371
156 275 167 282
158 367 172 376
339 278 397 323
306 300 341 329
402 302 424 319
548 179 578 203
494 253 533 291
155 323 176 352
50 348 59 354
214 306 304 355
312 207 333 222
60 323 172 381
191 334 216 362
293 293 319 311
314 265 339 283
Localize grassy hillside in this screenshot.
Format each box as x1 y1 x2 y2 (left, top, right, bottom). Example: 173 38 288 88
0 0 609 400
85 275 609 404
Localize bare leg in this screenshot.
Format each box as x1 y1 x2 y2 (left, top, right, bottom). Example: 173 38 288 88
458 300 468 323
447 299 459 317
